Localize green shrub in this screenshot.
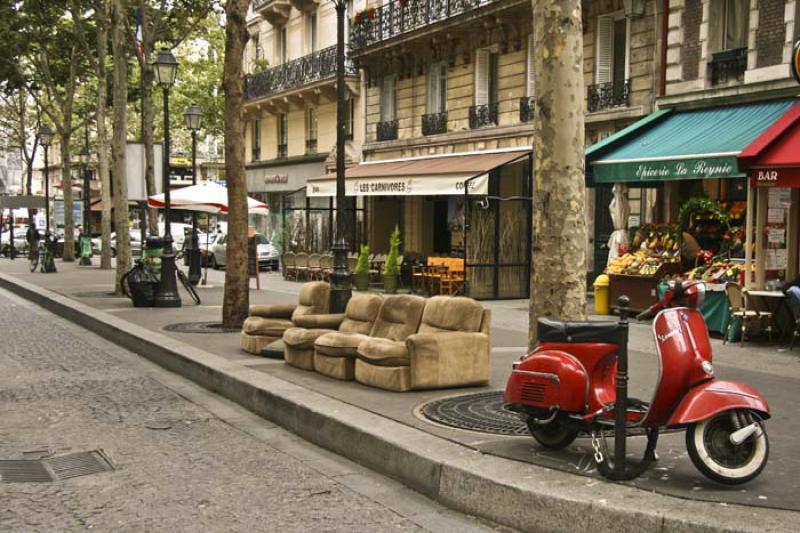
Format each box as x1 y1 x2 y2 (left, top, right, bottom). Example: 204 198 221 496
355 244 370 274
383 225 401 276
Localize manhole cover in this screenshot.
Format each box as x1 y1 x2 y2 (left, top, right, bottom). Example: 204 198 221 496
0 450 114 483
421 391 527 436
72 291 125 299
163 321 239 334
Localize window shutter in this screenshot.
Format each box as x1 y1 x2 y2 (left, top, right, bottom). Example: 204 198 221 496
596 16 614 84
427 63 440 113
526 34 535 97
475 49 490 105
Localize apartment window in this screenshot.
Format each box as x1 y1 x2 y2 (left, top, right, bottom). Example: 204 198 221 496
306 106 318 153
279 26 288 64
253 33 261 61
346 0 353 44
717 0 749 50
589 13 630 112
426 62 447 114
308 12 318 53
380 75 397 122
520 34 536 123
526 34 535 97
251 119 261 161
471 49 499 129
344 94 354 140
277 113 288 158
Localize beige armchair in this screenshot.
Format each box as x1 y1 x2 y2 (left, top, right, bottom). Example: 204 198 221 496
240 281 330 355
314 294 425 381
355 296 490 392
284 293 383 371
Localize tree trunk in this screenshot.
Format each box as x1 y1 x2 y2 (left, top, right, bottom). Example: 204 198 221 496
221 0 250 329
60 129 75 262
111 0 131 292
529 0 588 349
139 0 159 234
97 0 112 269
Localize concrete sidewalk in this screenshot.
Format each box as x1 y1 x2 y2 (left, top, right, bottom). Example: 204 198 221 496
2 258 798 532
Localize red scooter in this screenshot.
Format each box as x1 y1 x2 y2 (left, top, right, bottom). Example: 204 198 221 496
505 281 770 484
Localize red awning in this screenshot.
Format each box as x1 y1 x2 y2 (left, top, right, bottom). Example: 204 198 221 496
738 102 800 187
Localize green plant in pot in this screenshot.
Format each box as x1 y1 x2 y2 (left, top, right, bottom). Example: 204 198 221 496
383 225 401 294
353 244 370 291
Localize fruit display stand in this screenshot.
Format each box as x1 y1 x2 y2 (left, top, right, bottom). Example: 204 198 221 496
609 262 684 312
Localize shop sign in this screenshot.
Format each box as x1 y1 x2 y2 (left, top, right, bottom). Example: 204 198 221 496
263 174 288 185
792 40 800 84
750 167 800 188
593 156 741 183
307 174 489 197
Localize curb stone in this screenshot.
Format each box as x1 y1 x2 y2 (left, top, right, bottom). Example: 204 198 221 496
0 272 795 533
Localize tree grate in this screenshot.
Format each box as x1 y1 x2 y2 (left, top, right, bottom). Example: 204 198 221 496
0 451 114 483
421 391 528 436
163 321 240 334
72 291 126 299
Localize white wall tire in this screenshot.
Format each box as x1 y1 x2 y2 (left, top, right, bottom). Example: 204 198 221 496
686 410 769 485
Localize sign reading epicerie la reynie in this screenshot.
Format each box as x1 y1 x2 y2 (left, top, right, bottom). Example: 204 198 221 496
593 156 741 183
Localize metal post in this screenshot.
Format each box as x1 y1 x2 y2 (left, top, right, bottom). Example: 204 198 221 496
330 0 352 313
154 85 181 307
187 129 201 285
8 208 14 259
44 145 50 236
614 295 631 478
80 128 92 266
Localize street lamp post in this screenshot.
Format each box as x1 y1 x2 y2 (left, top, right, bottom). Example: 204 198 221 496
78 129 92 266
183 103 203 286
38 124 55 273
329 0 351 313
152 48 181 307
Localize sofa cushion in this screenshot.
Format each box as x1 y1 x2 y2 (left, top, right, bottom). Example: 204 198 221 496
339 293 383 335
248 304 295 319
283 327 335 348
370 294 426 341
291 281 330 322
314 331 370 358
417 296 484 334
357 337 410 367
242 316 294 336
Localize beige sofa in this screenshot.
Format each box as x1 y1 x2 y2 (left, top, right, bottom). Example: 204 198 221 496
240 281 330 355
283 293 383 371
355 296 491 392
313 294 426 381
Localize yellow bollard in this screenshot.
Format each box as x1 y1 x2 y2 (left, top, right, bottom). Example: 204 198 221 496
593 274 610 315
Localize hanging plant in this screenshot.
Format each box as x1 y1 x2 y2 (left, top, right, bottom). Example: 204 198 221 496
677 196 730 234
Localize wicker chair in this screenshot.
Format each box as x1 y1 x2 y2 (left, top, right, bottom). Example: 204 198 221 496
295 252 309 281
308 253 322 280
725 283 771 345
282 253 297 281
320 254 333 281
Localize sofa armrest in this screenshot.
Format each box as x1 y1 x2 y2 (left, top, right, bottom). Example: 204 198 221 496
407 331 490 389
293 313 346 329
249 304 296 319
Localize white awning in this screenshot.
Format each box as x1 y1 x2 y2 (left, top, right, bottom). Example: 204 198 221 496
307 173 489 197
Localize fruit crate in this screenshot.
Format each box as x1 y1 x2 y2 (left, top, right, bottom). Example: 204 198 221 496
609 262 684 312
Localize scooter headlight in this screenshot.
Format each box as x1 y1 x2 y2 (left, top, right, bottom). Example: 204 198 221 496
701 361 714 375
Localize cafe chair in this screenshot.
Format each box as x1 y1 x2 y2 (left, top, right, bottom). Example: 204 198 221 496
724 283 770 345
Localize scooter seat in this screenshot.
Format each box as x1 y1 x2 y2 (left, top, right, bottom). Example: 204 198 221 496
537 317 621 345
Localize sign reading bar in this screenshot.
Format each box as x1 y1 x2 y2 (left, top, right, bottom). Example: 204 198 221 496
307 174 490 197
593 156 741 183
750 167 800 188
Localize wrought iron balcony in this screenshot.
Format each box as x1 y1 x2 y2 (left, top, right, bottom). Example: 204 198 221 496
709 48 747 86
376 120 398 141
245 45 357 101
305 139 318 154
519 97 535 123
277 143 288 159
469 103 498 129
422 111 448 135
351 0 501 50
587 80 630 113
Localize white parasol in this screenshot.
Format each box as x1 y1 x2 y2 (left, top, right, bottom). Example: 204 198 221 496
606 183 630 265
147 180 269 214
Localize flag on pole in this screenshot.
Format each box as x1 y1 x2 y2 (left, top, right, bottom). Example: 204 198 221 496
134 7 145 62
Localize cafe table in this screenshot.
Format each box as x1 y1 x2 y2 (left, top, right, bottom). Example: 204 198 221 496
744 289 794 342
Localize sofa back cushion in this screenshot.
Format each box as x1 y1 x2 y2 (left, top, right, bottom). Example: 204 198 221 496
417 296 484 334
292 281 330 321
369 294 426 341
340 293 383 335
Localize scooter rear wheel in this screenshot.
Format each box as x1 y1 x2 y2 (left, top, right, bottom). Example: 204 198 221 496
526 415 579 450
685 410 769 485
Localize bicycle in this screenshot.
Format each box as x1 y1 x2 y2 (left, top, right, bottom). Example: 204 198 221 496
177 269 201 305
29 235 55 273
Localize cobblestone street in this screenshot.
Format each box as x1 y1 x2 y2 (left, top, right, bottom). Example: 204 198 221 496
0 287 498 533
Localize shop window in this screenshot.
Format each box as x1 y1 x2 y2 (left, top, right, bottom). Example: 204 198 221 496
590 12 630 113
251 118 261 161
306 106 318 154
471 49 498 128
277 113 287 159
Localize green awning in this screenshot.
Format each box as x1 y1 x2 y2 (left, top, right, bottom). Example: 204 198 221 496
586 99 797 184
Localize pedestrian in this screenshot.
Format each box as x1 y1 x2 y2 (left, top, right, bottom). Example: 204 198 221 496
782 275 800 319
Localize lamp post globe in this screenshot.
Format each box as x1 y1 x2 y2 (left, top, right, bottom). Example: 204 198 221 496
153 47 182 307
183 103 203 285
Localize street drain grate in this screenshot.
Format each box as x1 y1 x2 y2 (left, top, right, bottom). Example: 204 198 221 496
163 321 240 334
0 451 114 483
421 391 528 436
72 291 126 299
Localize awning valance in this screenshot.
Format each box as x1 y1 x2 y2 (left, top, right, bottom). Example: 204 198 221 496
738 102 800 188
586 100 797 185
306 150 529 197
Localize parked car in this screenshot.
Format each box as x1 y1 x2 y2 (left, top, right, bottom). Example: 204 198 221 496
0 225 31 257
91 230 144 257
208 232 279 271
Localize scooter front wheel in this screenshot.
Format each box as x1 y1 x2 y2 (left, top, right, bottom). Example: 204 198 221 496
526 415 579 450
686 409 769 485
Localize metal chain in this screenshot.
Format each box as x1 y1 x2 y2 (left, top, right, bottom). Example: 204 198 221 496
590 431 604 463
